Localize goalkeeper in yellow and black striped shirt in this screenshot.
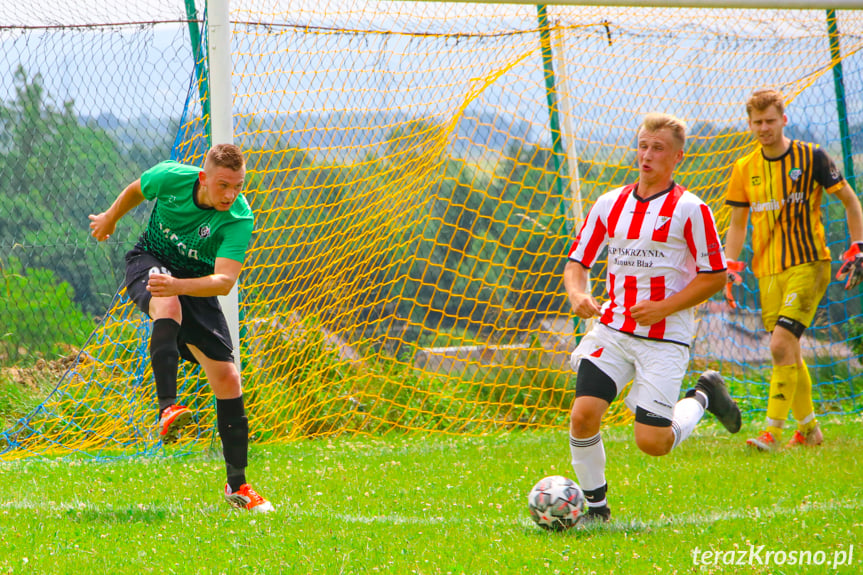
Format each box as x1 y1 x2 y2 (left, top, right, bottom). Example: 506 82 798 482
724 88 863 452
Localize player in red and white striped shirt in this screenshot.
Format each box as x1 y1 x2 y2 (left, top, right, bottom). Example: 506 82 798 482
564 113 741 525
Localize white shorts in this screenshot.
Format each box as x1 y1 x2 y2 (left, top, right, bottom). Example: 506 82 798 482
570 323 689 420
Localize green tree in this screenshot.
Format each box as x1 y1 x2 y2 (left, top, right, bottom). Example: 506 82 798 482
0 258 91 365
0 66 139 315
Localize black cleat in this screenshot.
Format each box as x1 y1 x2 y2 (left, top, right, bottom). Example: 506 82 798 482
579 505 611 526
689 370 741 434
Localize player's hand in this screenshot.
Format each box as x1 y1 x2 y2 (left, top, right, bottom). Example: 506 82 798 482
146 273 179 297
88 212 115 241
629 299 667 326
568 291 602 319
724 260 745 310
836 241 863 290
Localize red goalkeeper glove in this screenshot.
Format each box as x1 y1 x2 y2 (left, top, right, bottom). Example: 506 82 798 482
836 241 863 290
724 260 745 310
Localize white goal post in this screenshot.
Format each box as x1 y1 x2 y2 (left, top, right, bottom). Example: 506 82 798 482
208 0 243 372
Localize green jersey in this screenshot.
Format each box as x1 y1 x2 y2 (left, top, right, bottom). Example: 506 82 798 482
138 161 254 278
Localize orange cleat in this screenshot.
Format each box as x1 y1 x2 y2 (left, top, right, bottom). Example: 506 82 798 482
158 404 193 445
224 483 275 513
786 425 823 448
746 430 778 452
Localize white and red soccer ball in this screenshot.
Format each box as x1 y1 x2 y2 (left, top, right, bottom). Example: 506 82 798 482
528 475 586 531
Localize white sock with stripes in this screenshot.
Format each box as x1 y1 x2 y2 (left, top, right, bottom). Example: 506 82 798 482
671 394 706 450
569 433 607 505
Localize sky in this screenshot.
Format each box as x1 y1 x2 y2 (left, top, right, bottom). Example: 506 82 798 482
3 1 863 150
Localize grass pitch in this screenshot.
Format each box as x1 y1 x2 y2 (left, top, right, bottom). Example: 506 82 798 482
1 418 861 574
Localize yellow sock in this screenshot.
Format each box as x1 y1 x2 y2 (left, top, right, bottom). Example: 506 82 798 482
799 418 817 434
766 364 798 440
791 359 817 433
766 424 784 439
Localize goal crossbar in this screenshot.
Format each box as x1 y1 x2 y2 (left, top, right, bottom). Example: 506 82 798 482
402 0 863 10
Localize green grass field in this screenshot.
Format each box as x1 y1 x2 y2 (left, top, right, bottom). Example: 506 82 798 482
1 417 861 574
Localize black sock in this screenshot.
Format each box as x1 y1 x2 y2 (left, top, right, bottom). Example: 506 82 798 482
150 318 181 415
217 396 248 492
583 483 608 510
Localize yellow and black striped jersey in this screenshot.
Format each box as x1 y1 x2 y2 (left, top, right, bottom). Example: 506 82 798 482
725 140 844 278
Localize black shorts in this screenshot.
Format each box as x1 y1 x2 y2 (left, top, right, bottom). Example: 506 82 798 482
124 247 234 364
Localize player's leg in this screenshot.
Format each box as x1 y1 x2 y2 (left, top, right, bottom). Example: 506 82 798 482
632 340 692 456
631 338 680 456
568 326 630 524
750 263 827 451
182 297 273 512
184 346 246 485
569 362 613 523
148 296 183 410
787 359 823 447
785 262 829 447
751 324 803 450
123 248 189 443
631 334 740 454
749 271 793 450
634 366 742 456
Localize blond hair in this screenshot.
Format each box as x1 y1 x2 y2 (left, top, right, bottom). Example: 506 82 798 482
746 89 785 117
638 112 686 148
205 143 245 172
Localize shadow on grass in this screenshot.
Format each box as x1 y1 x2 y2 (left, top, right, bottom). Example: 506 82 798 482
525 518 652 537
63 504 186 524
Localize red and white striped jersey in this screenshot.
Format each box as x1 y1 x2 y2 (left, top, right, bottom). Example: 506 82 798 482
568 182 726 346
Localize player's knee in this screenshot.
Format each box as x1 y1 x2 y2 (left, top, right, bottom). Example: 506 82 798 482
570 359 615 437
222 372 242 397
770 318 804 363
634 410 674 456
151 297 182 323
212 365 242 399
569 403 602 437
635 433 673 456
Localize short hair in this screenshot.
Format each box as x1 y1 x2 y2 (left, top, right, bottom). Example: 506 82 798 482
205 143 245 172
746 89 785 116
638 112 687 148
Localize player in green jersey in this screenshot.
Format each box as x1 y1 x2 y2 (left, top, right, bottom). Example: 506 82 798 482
89 144 273 512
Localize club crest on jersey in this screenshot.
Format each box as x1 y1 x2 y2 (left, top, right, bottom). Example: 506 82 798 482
751 175 761 186
654 215 672 230
198 224 211 239
788 168 802 182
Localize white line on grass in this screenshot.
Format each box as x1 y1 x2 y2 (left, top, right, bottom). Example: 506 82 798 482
2 497 860 529
640 498 863 530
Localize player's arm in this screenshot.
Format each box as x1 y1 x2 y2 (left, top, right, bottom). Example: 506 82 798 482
146 257 243 298
813 148 863 244
564 260 601 319
835 182 863 243
721 205 750 308
834 182 863 289
88 179 145 241
630 270 726 326
724 205 750 261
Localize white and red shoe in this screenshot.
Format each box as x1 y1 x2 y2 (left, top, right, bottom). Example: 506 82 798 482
746 430 778 452
224 483 275 513
158 404 193 445
786 425 823 448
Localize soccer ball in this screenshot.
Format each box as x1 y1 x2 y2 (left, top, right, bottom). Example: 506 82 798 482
527 475 586 531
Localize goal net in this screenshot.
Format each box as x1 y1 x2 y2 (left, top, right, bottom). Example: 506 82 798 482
2 1 862 460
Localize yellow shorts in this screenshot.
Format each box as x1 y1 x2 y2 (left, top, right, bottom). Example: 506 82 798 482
758 260 830 332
